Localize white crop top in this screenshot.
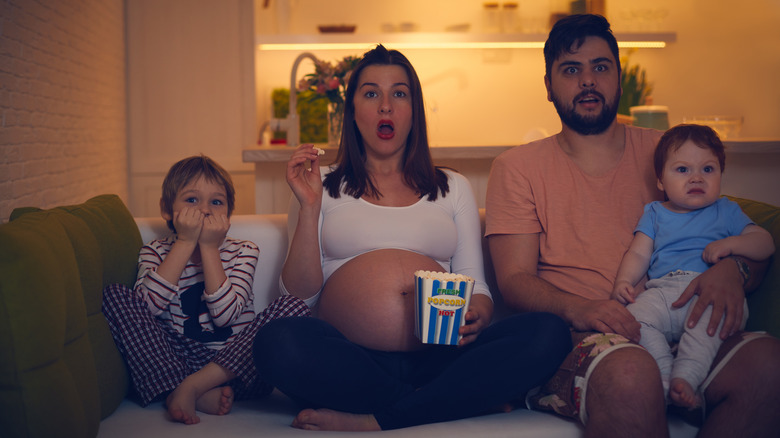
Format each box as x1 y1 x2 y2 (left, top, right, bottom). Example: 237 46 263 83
281 168 491 307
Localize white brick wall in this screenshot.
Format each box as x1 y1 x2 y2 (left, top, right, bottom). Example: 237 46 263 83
0 0 127 222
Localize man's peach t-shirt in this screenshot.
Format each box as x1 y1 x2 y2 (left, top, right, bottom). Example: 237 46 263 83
485 126 664 300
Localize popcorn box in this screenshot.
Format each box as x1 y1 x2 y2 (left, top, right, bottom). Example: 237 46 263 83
414 270 475 345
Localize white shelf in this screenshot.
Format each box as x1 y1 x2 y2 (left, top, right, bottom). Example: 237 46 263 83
724 139 780 154
256 32 676 51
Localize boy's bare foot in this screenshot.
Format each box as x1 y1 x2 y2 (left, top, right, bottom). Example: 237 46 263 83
669 377 701 409
167 385 234 424
166 384 200 425
196 386 234 416
291 408 381 431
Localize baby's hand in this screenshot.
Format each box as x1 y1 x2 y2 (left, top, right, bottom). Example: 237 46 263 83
174 207 204 243
611 281 636 305
703 239 732 264
199 214 230 249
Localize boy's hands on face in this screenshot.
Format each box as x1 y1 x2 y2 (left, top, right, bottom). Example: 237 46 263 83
174 206 204 243
199 213 230 249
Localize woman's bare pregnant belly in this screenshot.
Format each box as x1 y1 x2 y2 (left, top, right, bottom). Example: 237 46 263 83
318 249 444 352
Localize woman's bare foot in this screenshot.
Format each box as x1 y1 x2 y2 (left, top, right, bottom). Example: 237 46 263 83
291 408 381 431
166 385 234 424
669 377 701 409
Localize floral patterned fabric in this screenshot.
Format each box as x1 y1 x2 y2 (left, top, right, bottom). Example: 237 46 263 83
527 330 770 425
527 331 639 423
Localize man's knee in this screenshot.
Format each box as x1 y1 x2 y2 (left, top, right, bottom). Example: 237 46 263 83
706 335 780 404
590 346 663 403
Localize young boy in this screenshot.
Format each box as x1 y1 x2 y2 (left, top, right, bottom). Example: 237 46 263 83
103 155 310 424
611 124 774 408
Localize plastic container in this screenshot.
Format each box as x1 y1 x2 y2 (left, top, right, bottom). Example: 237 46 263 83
630 105 670 131
682 115 743 140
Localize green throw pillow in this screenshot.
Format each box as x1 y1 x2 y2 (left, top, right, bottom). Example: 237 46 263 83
0 210 101 438
729 196 780 337
0 194 143 437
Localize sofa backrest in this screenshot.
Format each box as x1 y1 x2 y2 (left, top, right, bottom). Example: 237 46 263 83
135 212 506 318
135 214 290 313
136 199 780 337
0 194 141 438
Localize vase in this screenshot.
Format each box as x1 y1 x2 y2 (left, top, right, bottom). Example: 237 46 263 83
327 102 344 147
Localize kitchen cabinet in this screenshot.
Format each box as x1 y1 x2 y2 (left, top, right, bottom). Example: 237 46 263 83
127 0 257 217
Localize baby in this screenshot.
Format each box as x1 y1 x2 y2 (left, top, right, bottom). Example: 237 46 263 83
611 124 774 408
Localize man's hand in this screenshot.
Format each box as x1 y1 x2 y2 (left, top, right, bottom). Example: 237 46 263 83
673 258 744 339
569 299 641 343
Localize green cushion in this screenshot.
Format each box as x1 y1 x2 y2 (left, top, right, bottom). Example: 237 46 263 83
0 210 100 438
57 195 141 418
730 196 780 338
0 195 143 437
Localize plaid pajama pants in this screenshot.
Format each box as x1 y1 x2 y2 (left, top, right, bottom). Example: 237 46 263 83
102 283 311 406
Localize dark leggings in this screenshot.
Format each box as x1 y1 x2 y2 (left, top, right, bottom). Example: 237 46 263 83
253 312 571 430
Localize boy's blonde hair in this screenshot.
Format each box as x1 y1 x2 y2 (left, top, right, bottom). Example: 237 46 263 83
160 155 235 231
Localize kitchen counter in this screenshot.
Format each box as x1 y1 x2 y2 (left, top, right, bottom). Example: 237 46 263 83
242 144 512 213
243 140 780 213
242 143 516 162
242 139 780 162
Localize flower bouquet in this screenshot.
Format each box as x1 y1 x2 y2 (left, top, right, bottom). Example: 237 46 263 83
297 55 361 145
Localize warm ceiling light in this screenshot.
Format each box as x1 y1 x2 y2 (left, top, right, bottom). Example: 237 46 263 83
256 33 673 51
258 42 546 50
258 41 666 51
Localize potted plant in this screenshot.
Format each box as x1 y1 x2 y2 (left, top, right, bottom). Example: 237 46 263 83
618 50 654 124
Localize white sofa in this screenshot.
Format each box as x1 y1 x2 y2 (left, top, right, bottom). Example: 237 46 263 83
97 214 699 437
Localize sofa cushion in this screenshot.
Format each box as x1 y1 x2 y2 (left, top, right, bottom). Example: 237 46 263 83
0 195 142 437
730 196 780 337
58 195 142 418
0 209 101 437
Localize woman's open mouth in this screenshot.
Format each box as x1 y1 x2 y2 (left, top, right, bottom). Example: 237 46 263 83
377 119 394 140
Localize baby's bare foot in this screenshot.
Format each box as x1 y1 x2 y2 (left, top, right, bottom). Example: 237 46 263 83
291 408 380 431
196 386 234 416
670 377 701 409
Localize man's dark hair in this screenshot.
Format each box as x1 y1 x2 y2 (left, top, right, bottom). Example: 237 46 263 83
544 14 620 80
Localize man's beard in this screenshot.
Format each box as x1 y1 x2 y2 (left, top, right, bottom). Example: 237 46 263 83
551 87 621 135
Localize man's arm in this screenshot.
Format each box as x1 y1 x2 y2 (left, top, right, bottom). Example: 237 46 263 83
674 255 769 339
488 232 641 342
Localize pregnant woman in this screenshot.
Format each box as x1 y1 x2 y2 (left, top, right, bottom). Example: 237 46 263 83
253 44 571 432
